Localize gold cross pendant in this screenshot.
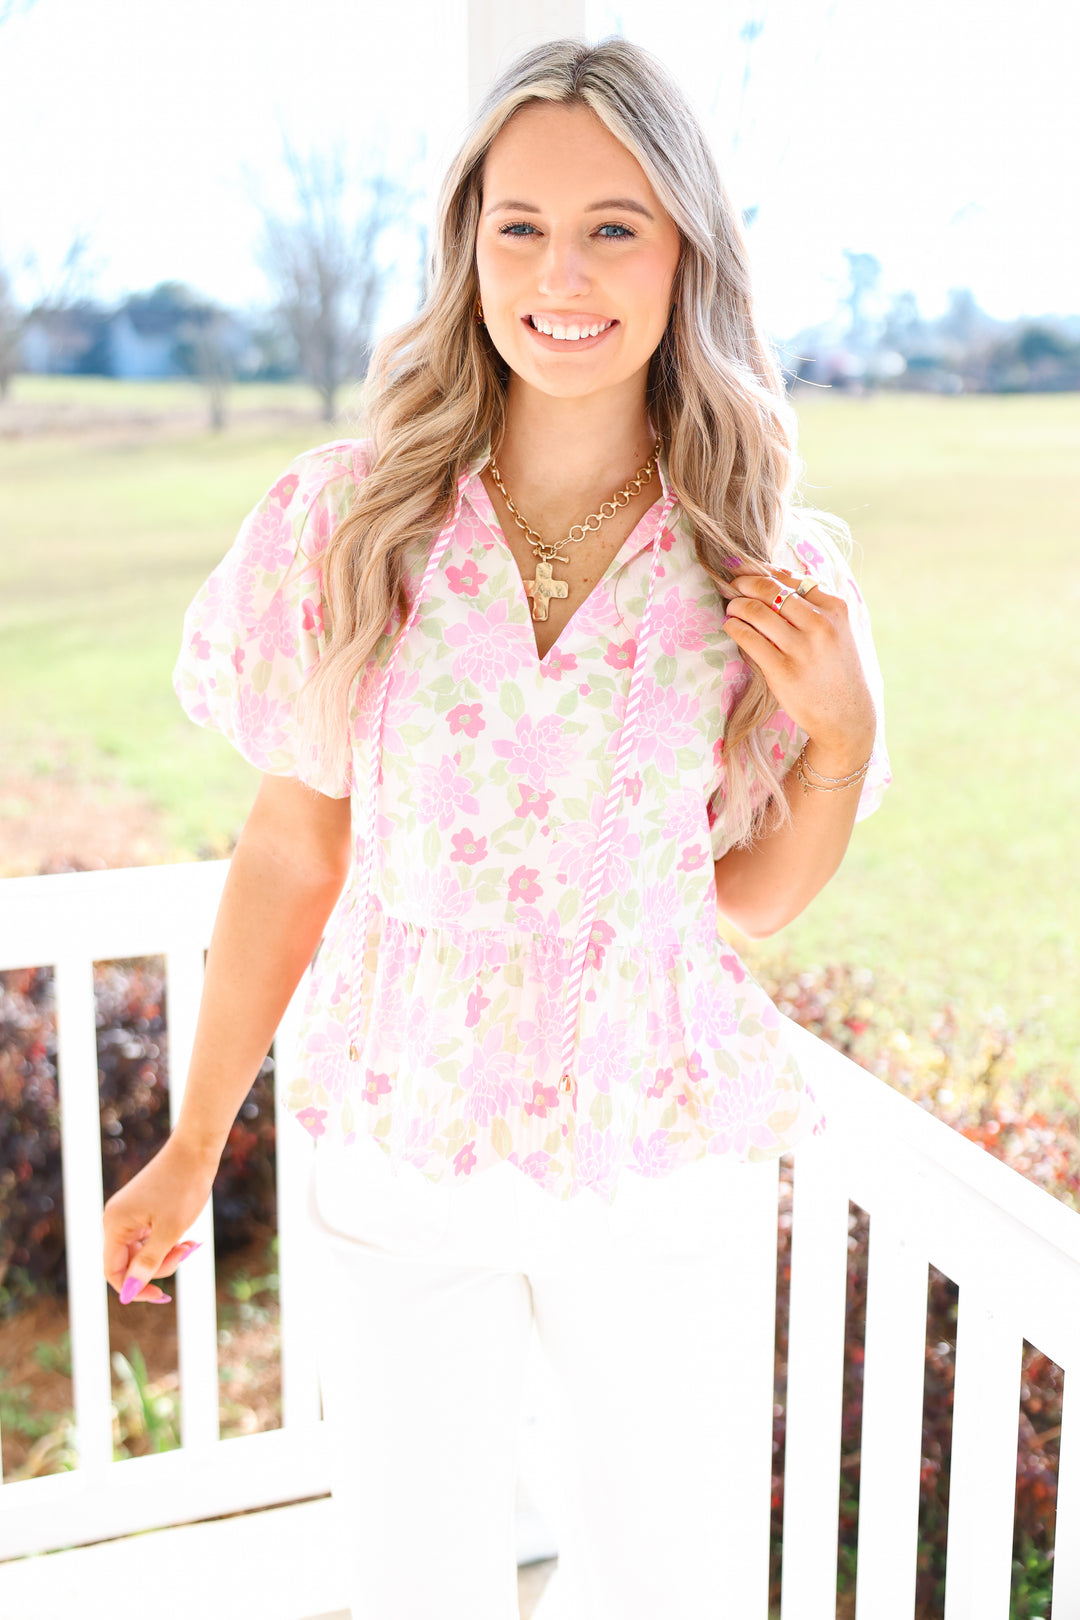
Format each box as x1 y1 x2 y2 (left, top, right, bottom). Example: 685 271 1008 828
524 558 569 622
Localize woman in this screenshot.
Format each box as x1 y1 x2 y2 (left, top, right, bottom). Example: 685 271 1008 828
103 35 889 1620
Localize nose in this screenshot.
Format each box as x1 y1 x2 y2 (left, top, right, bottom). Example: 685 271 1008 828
535 231 591 300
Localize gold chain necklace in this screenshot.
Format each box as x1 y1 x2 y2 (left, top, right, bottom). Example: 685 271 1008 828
487 438 662 621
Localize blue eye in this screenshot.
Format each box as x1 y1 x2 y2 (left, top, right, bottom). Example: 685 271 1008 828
496 221 636 239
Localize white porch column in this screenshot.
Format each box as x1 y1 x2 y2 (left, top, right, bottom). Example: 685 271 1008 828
467 0 588 116
411 0 588 217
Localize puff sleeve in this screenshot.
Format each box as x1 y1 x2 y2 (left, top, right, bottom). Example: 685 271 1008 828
708 520 892 860
172 439 367 800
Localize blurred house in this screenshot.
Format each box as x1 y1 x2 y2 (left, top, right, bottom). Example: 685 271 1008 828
20 302 107 375
108 303 186 378
19 285 259 380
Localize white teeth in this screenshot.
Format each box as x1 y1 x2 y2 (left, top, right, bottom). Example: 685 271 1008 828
530 317 612 341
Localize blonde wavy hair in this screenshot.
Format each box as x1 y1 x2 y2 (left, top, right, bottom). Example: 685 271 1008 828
299 34 849 848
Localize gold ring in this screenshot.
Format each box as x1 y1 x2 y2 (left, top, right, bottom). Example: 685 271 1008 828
796 577 817 597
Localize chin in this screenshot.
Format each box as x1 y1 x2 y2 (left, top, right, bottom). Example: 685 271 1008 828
507 352 642 400
523 371 622 399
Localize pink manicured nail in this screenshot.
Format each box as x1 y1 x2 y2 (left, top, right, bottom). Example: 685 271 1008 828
152 1294 173 1304
120 1276 142 1304
177 1242 203 1263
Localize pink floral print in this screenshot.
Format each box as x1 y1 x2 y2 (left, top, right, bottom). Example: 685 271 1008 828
414 755 480 830
173 437 891 1203
493 713 577 787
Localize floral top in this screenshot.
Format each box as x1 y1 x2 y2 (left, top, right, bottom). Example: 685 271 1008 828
173 437 890 1203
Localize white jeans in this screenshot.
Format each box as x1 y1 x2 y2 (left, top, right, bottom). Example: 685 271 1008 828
305 1133 781 1620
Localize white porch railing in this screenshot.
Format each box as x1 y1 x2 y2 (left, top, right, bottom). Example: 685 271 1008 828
0 860 1077 1620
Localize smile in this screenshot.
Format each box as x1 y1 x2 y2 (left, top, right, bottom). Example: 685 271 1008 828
522 315 618 349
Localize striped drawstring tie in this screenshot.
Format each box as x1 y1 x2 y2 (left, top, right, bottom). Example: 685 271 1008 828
344 478 468 1067
555 489 677 1107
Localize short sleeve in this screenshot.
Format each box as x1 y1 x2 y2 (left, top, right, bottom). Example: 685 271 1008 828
172 439 368 799
708 517 891 859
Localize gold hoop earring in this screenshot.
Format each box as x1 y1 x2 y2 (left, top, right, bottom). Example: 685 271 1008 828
475 295 484 325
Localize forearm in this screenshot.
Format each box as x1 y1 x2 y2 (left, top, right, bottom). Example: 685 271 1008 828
712 730 874 940
172 835 347 1161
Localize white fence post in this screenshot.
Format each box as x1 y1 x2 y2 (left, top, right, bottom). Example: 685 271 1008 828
165 939 220 1455
943 1289 1024 1620
274 971 323 1437
780 1120 851 1619
1052 1356 1080 1612
854 1209 929 1620
54 954 114 1480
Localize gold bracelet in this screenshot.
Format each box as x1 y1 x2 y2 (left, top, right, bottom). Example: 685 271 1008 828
798 738 874 783
795 739 872 796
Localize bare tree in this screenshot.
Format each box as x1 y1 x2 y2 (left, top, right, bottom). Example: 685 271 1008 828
26 230 96 310
184 307 234 432
0 232 96 399
0 259 22 399
256 144 409 422
156 284 240 432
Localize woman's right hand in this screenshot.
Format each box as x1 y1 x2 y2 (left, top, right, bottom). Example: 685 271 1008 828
102 1133 219 1304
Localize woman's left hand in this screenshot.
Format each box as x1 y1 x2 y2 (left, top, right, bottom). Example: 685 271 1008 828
722 566 877 758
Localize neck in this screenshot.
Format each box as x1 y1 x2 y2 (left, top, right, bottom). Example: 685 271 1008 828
491 373 657 510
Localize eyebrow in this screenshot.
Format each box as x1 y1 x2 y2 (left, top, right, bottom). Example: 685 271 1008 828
485 196 655 220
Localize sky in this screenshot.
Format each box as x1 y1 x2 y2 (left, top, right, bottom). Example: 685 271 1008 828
0 0 1077 342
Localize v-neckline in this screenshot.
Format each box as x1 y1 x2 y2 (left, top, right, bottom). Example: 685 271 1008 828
462 464 673 669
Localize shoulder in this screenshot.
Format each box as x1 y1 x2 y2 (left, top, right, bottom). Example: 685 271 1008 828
282 435 373 510
774 505 868 614
264 437 374 560
775 505 847 577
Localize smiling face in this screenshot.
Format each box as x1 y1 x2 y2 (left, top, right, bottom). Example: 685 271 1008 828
474 100 682 404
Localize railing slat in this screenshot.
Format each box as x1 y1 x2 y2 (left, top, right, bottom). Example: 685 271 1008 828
780 1122 852 1620
943 1285 1023 1620
1052 1357 1080 1613
54 955 114 1480
855 1211 928 1620
164 942 220 1453
274 969 324 1434
714 1157 780 1612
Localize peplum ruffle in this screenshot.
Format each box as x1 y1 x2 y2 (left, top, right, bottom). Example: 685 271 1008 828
283 901 826 1204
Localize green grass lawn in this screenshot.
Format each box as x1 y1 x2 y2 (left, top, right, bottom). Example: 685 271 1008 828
0 380 1077 1077
0 419 317 852
752 391 1079 1080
